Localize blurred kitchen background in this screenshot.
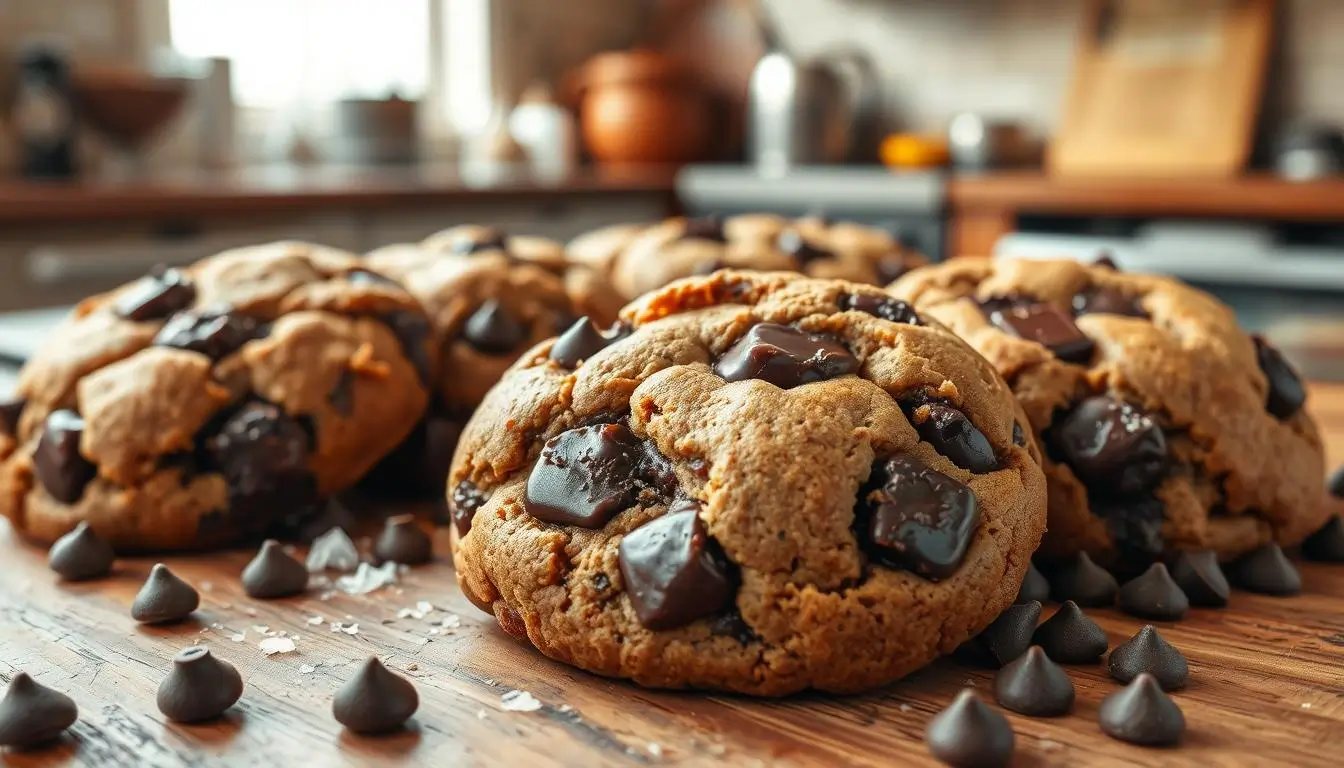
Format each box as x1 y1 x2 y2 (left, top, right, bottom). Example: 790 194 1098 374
1 0 1343 387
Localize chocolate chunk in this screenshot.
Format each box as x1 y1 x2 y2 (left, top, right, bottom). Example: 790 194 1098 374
131 563 200 624
1330 465 1344 497
709 611 758 644
978 295 1027 315
1053 396 1168 495
451 479 488 536
382 310 434 384
618 499 736 630
1012 422 1026 447
1168 549 1229 607
345 268 399 287
525 423 673 528
1033 601 1108 664
1049 552 1119 607
462 299 526 355
0 397 25 435
1118 563 1189 621
156 646 243 723
840 293 922 325
451 227 508 255
47 522 115 581
1254 335 1306 419
114 267 197 321
905 400 998 474
241 540 309 599
714 324 858 389
374 514 434 565
987 302 1094 363
1016 562 1050 604
958 600 1041 668
1093 253 1120 270
32 410 96 504
332 657 419 735
0 673 78 748
680 215 726 244
924 689 1014 768
1072 287 1147 318
1108 625 1189 690
862 455 980 579
1228 543 1301 596
154 308 260 360
204 402 317 528
775 230 833 266
1098 673 1185 747
1303 517 1344 562
327 369 355 416
1093 495 1166 563
994 646 1075 717
550 317 616 368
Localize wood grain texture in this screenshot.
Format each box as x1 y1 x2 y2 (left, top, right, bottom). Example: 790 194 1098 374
2 385 1343 767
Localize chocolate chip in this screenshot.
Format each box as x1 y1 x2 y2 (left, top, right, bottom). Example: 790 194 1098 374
1048 552 1119 607
333 657 419 735
958 600 1041 667
1033 601 1108 664
994 646 1075 717
241 540 309 599
1108 625 1189 690
1098 673 1185 747
840 293 921 325
382 310 434 385
1253 335 1305 419
776 230 833 266
1016 562 1050 604
1303 517 1344 562
156 646 243 723
451 227 508 255
0 397 25 436
131 563 200 624
462 299 526 355
1168 549 1229 607
1012 422 1026 447
47 522 114 581
1118 563 1189 621
374 514 433 565
1093 495 1166 563
327 369 356 416
987 302 1094 363
714 324 858 389
32 410 96 504
114 267 197 321
680 215 726 244
345 268 399 287
0 673 78 748
550 317 617 368
905 400 998 474
524 423 674 528
924 689 1014 768
1053 396 1168 495
709 610 757 644
204 402 318 529
862 455 980 579
1093 253 1120 270
1072 287 1147 318
451 479 488 536
154 308 260 360
618 499 736 630
1228 543 1301 596
1330 465 1344 498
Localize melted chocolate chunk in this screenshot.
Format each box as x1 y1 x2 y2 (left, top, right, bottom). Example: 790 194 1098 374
904 399 998 474
925 690 1015 768
1053 396 1167 495
114 267 197 322
618 499 736 630
0 673 79 748
862 455 980 579
1072 287 1147 318
451 227 508 255
203 402 317 528
775 230 833 266
154 308 261 361
987 302 1094 363
156 646 244 723
462 299 527 355
382 310 434 385
550 317 616 368
33 410 96 504
524 423 673 528
1253 335 1306 419
0 397 25 435
680 215 727 244
714 324 857 389
839 293 922 325
451 479 488 536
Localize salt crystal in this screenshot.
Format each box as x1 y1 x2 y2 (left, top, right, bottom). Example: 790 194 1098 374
200 581 214 592
307 527 361 572
336 562 399 595
416 601 433 614
243 606 259 617
329 622 345 633
1038 739 1063 752
428 628 441 636
230 633 246 643
406 663 419 672
648 743 663 759
290 635 302 642
397 607 425 620
477 710 488 720
898 703 912 713
260 637 297 656
342 623 360 635
299 664 316 674
307 615 324 626
501 690 542 712
416 637 430 645
251 625 270 634
558 705 573 713
440 615 462 630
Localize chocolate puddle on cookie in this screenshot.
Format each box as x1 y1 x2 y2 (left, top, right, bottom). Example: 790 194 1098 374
857 454 981 580
524 422 675 528
900 394 999 474
714 323 858 389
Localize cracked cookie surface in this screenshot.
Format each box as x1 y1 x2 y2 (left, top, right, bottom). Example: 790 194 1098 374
448 271 1045 695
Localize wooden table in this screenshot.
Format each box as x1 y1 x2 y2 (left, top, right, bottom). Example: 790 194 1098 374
3 386 1343 767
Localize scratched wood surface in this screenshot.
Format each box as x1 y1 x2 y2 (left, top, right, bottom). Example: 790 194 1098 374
2 385 1343 768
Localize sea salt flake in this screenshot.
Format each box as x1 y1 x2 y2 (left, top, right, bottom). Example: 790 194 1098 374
299 664 316 674
648 743 663 759
230 633 246 643
200 581 214 593
501 690 542 712
428 628 441 636
416 637 430 645
336 562 399 595
397 607 426 620
477 710 488 720
342 623 360 635
439 615 462 630
416 601 434 614
243 606 259 617
260 637 297 656
307 615 324 626
307 527 361 572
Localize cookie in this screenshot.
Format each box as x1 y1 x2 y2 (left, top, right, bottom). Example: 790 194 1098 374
890 258 1326 567
568 215 928 303
0 242 435 551
448 270 1046 695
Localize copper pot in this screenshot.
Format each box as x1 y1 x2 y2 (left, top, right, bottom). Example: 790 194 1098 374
571 50 712 165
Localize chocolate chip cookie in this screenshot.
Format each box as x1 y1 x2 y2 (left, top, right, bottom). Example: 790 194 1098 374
890 258 1327 567
0 242 435 551
448 270 1046 695
566 215 928 303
